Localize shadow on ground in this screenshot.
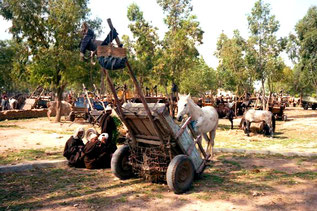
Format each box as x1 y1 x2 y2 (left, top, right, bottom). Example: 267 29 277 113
1 154 316 210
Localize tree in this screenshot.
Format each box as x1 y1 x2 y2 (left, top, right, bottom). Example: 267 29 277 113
155 0 203 91
295 6 317 96
127 3 160 90
286 35 314 97
247 0 284 108
0 0 99 122
215 30 254 96
179 58 217 96
0 40 17 91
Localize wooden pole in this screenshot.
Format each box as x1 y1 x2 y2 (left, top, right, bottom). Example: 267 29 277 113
106 18 164 144
102 68 137 146
82 84 94 110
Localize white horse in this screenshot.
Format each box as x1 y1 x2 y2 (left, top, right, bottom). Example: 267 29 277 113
176 94 219 156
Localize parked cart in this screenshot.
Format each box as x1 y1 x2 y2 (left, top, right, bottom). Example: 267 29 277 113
302 97 317 110
269 104 287 121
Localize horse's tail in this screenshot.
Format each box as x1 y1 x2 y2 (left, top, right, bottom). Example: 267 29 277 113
272 114 276 132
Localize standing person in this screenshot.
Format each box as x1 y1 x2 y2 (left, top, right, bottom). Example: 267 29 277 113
171 83 178 118
99 106 117 153
1 92 9 110
63 127 85 168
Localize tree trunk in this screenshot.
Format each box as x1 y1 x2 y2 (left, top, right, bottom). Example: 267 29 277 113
55 86 64 123
261 78 266 110
89 68 93 87
100 68 105 96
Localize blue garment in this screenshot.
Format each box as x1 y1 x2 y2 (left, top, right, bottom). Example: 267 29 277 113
98 27 126 70
80 28 96 54
190 120 198 133
101 28 119 46
98 56 127 70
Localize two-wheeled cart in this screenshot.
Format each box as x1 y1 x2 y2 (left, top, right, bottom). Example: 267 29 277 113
99 19 211 194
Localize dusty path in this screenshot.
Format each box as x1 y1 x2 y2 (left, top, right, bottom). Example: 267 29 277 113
0 118 96 153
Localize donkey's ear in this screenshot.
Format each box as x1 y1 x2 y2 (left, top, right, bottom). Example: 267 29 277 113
178 93 184 98
186 93 191 98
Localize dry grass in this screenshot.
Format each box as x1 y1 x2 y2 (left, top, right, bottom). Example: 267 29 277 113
1 153 316 210
0 148 64 165
214 107 317 152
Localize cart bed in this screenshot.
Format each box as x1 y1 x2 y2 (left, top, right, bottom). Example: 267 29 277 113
121 103 203 170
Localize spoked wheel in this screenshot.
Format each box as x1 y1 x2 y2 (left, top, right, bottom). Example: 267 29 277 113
304 104 309 110
111 145 134 180
68 111 75 122
166 155 195 194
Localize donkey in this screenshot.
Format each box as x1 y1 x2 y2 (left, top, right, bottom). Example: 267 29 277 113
215 103 235 129
177 94 219 157
241 109 275 137
47 101 73 121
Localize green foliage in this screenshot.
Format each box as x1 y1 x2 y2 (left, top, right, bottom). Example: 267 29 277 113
215 30 254 95
112 115 122 143
247 0 285 95
295 6 317 96
284 7 317 97
0 0 99 94
179 59 217 96
0 0 100 121
0 40 16 91
155 0 204 89
127 3 160 88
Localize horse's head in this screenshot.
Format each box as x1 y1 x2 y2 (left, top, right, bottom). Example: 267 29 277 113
176 94 191 121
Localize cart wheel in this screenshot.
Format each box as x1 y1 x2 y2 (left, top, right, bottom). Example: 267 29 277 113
69 111 75 122
166 155 195 194
86 128 97 142
312 105 317 110
83 112 88 120
283 115 287 121
111 145 133 180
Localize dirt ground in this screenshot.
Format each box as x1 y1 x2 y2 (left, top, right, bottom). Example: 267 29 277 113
0 117 96 153
0 106 317 210
215 106 317 152
0 106 316 154
1 153 316 211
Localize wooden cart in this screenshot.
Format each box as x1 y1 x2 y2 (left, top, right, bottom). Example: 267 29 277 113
302 97 317 110
269 104 287 121
98 19 210 194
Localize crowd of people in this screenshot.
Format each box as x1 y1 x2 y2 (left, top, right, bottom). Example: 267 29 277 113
63 109 118 169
